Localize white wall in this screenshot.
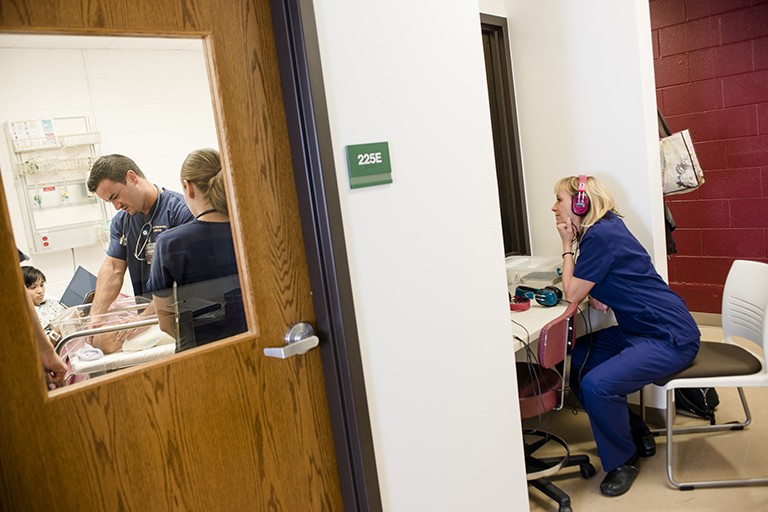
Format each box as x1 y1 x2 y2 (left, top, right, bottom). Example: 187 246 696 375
313 0 663 510
481 0 666 276
311 1 527 510
0 35 218 298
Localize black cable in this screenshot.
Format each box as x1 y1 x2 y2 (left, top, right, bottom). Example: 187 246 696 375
512 318 550 434
512 317 563 437
576 302 595 386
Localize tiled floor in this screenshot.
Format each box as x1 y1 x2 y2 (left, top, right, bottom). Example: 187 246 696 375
525 326 768 512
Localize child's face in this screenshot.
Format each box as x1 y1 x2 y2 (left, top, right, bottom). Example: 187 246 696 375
26 277 46 307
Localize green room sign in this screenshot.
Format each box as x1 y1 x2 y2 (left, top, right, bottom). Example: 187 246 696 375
346 142 392 189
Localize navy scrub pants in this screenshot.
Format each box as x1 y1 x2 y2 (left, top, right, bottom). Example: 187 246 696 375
569 325 699 472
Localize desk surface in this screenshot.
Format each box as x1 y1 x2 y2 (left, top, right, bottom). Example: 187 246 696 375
510 301 588 353
510 299 617 355
510 302 568 352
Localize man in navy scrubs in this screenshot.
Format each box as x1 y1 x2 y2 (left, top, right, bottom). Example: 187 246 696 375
86 154 194 353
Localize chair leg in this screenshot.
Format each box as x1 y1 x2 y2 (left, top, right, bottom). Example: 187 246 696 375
524 433 595 511
651 386 752 436
529 477 573 512
663 388 768 489
524 431 570 479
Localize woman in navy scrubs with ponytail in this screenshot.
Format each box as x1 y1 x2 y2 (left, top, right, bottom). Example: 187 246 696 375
148 148 246 351
552 175 700 497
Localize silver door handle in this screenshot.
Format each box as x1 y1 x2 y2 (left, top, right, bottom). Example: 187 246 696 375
264 322 319 359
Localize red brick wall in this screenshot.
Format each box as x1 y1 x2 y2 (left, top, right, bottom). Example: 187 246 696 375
651 0 768 313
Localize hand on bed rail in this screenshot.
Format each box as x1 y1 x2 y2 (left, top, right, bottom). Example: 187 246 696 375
55 317 159 356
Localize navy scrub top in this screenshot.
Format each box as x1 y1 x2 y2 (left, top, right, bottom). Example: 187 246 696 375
106 186 194 297
148 219 246 348
574 212 699 345
148 220 240 298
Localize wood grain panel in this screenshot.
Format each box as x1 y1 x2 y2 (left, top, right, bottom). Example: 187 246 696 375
0 0 344 510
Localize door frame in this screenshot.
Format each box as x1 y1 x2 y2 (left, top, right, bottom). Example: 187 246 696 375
480 14 530 256
269 1 382 511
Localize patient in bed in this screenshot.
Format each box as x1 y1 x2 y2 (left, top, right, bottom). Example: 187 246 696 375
90 317 133 354
23 266 67 344
18 251 66 388
88 310 162 354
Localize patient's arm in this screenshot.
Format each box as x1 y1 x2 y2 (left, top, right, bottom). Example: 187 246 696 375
27 293 66 388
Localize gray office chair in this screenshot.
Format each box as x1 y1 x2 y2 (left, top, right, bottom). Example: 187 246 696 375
172 274 246 352
653 259 768 490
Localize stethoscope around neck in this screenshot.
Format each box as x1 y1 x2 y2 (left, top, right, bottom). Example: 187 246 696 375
119 185 161 261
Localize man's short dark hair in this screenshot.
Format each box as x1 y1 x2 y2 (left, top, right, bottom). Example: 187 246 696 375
87 154 146 193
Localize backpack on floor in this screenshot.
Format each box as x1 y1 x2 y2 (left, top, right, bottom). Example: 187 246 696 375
675 387 719 425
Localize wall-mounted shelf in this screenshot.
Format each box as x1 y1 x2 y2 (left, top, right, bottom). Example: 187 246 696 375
15 155 98 176
10 131 102 153
5 117 109 254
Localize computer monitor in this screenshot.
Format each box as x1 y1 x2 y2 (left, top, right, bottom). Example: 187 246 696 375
60 266 98 307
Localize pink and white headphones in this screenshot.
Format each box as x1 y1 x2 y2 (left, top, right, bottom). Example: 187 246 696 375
572 175 590 216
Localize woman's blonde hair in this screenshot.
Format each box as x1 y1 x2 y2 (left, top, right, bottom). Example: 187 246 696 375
554 175 621 236
181 148 228 215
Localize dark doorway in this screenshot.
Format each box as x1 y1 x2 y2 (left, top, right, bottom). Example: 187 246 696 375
481 14 530 256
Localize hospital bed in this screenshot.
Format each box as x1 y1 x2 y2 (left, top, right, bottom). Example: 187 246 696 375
51 274 245 383
52 297 176 381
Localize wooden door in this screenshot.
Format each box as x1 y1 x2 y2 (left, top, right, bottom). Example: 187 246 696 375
0 1 344 511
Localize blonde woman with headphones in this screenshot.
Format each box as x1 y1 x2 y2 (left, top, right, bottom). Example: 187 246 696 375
552 175 700 497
